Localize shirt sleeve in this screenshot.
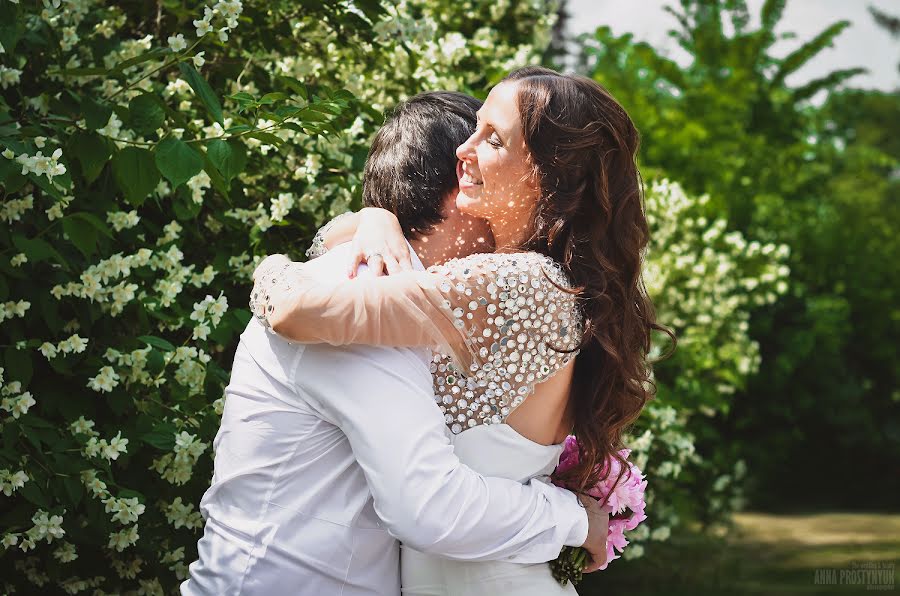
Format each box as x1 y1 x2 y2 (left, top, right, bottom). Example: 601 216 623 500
293 343 589 563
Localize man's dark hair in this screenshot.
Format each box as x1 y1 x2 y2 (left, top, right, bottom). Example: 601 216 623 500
363 91 482 240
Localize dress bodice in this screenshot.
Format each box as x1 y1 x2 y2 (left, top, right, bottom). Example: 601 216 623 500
449 423 565 482
426 251 584 436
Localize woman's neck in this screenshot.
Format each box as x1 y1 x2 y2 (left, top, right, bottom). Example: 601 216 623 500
489 214 531 252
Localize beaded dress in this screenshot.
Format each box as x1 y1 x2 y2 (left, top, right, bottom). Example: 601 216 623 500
251 233 584 595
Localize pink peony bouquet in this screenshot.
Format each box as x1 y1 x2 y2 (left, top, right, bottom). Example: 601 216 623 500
548 435 648 585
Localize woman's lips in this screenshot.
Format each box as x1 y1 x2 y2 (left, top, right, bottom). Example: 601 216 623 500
457 160 483 191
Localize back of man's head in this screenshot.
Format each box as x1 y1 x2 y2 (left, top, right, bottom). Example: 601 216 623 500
363 91 482 240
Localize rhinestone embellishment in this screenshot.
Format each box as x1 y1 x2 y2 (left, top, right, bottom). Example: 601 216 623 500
428 252 583 435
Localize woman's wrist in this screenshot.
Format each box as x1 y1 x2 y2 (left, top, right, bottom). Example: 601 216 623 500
306 211 359 259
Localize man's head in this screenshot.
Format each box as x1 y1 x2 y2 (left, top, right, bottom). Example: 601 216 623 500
363 92 492 262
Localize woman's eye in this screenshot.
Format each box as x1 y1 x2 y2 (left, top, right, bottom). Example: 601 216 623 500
487 132 502 148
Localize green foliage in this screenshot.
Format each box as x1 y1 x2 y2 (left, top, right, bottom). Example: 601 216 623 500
0 0 560 591
577 0 898 514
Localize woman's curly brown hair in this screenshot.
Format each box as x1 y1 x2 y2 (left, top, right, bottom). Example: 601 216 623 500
503 66 677 496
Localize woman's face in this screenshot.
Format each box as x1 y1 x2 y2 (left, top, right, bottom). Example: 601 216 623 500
455 82 539 229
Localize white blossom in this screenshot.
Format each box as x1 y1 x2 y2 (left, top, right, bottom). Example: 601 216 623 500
87 365 120 393
0 66 22 89
0 469 29 496
107 209 140 231
108 524 139 552
167 33 187 52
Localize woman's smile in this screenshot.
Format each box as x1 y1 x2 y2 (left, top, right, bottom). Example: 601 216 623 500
457 159 483 193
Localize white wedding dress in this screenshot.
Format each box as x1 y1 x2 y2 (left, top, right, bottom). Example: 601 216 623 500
398 252 584 595
271 239 586 595
401 423 578 595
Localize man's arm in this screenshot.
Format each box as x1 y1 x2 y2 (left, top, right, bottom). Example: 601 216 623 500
294 343 589 564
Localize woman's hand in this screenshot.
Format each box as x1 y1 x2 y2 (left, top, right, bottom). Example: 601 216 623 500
347 207 413 278
579 494 611 573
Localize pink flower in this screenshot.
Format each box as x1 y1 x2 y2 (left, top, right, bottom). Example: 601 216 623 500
551 436 649 570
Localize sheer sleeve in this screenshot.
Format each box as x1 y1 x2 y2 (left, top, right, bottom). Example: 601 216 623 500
256 251 584 430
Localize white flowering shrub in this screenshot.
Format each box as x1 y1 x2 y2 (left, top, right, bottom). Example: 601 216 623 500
0 0 559 591
620 179 791 553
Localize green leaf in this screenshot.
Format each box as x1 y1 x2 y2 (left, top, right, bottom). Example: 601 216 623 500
50 67 109 77
112 147 160 206
225 92 256 106
63 475 84 507
0 2 24 56
38 293 63 334
331 89 355 102
113 47 169 72
12 235 68 267
140 423 178 450
259 92 289 105
275 75 308 100
307 102 343 116
155 137 203 189
279 122 306 134
68 212 114 240
128 93 166 136
232 308 252 329
206 139 247 184
69 131 112 183
3 346 32 387
178 62 224 124
19 478 50 509
295 107 330 123
62 216 99 258
2 422 18 451
173 188 203 220
137 335 176 352
246 131 285 146
82 96 114 131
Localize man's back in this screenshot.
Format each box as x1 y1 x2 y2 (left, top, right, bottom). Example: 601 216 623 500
183 245 433 595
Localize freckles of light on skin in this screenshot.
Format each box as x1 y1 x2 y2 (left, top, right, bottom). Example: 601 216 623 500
455 81 540 252
409 186 495 268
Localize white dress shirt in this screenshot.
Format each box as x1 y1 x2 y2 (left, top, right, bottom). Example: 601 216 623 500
182 243 588 596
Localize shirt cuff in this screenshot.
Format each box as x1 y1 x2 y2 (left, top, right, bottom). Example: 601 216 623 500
532 480 588 548
558 487 589 547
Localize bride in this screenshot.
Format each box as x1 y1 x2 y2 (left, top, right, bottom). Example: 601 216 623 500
252 66 672 594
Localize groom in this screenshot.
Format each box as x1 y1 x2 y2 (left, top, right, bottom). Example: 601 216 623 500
183 92 607 595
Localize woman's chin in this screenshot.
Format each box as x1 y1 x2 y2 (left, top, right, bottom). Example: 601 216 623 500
456 186 486 216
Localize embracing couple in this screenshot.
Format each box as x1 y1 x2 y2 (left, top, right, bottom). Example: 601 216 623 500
183 66 665 595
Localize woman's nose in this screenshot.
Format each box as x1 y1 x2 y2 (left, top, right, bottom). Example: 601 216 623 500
456 133 476 161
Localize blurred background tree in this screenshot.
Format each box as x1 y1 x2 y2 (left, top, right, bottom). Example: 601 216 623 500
572 0 899 514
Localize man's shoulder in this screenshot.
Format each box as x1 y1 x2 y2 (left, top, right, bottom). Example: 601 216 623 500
302 243 355 280
239 317 432 384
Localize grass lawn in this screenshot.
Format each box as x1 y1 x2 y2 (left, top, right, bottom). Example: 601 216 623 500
576 512 900 595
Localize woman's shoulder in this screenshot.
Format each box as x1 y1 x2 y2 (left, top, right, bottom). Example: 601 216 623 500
430 250 575 289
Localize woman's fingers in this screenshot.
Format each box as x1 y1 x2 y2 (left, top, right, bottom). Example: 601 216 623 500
387 238 413 271
397 246 413 271
367 253 386 277
347 245 366 278
383 254 403 276
347 241 409 277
